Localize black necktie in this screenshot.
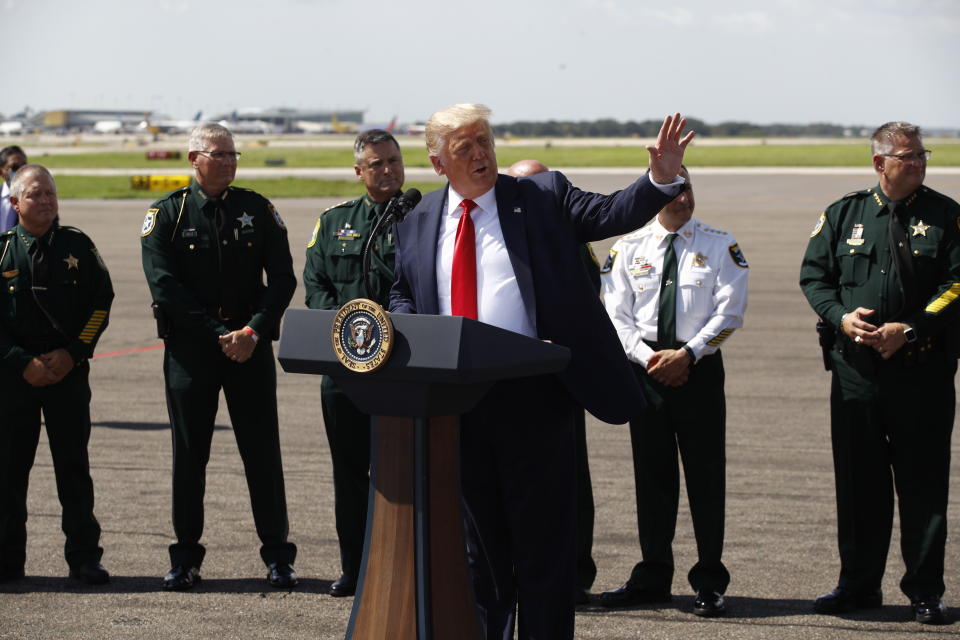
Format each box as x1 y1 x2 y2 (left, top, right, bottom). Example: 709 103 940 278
30 236 49 290
887 201 917 318
657 232 679 346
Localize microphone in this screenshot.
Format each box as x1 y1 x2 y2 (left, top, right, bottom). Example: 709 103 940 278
383 188 422 223
360 188 421 300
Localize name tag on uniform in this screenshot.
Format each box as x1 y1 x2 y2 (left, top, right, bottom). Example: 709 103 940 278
2 269 19 278
181 228 198 238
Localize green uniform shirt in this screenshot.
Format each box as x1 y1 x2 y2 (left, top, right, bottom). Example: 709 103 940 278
141 183 296 341
0 223 114 375
303 194 397 310
800 184 960 340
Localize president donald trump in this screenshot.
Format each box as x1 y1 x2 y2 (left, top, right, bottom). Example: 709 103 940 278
389 104 693 639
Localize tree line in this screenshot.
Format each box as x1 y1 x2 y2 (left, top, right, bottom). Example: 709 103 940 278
491 118 864 138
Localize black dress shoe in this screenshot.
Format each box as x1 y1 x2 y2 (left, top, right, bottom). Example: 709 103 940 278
163 565 201 591
813 587 882 614
693 590 726 617
599 583 672 608
0 567 25 582
68 562 109 585
330 574 357 597
575 588 592 605
912 596 949 625
267 563 298 588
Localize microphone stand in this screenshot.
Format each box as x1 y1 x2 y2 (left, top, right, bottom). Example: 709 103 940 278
361 196 399 301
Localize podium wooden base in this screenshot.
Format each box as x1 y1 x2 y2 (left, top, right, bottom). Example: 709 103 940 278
345 416 482 640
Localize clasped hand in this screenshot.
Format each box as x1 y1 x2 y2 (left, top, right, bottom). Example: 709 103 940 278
22 348 75 387
841 307 907 360
219 329 257 363
647 348 692 387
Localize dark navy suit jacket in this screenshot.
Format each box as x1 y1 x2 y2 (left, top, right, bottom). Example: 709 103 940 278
388 171 674 424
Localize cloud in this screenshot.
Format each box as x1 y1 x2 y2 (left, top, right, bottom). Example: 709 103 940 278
160 1 190 13
650 7 695 28
716 10 772 34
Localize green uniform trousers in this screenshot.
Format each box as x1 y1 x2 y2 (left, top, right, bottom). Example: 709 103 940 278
163 337 295 568
319 376 370 579
0 363 102 572
628 351 729 594
829 349 955 598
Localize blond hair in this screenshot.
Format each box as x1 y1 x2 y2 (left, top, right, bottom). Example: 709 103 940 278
425 103 493 156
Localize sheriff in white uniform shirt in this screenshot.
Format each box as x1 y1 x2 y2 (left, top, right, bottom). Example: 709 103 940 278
598 167 748 618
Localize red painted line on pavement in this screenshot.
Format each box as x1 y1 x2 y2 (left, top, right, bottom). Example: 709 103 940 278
93 344 164 359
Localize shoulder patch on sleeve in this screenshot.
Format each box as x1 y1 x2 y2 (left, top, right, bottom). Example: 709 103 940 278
141 208 159 237
307 218 321 248
728 243 749 268
600 248 618 274
267 202 286 230
91 246 109 272
810 212 826 238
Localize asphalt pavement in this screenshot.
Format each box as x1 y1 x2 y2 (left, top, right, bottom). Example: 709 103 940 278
1 171 958 639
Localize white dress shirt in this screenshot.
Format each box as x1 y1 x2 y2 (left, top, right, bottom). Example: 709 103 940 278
602 216 749 367
436 185 536 337
0 181 15 232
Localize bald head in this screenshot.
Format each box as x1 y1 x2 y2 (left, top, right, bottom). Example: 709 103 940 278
507 159 549 178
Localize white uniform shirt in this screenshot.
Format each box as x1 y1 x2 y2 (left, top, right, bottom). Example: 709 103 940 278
602 216 749 367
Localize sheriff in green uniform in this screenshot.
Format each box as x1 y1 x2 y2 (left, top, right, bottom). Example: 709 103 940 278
141 123 298 591
800 122 960 626
0 165 113 585
302 129 403 597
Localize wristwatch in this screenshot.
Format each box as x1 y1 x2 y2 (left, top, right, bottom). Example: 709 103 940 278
903 324 917 343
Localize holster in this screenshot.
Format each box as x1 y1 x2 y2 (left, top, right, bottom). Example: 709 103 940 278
815 319 835 371
152 302 171 339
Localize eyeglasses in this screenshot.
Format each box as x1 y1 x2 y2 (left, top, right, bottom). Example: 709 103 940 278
194 150 242 161
881 150 931 164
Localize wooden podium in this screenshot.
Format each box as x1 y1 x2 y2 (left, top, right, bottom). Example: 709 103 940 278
278 310 570 640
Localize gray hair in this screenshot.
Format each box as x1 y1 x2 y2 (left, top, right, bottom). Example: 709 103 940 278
188 123 233 153
425 103 493 156
10 164 55 199
354 129 400 164
871 121 922 155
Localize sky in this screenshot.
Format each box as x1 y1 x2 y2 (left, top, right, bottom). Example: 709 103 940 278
4 0 960 128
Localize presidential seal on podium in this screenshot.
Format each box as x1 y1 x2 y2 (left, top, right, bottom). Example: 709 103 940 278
331 298 394 373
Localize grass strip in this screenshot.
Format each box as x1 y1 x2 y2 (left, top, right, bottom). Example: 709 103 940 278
36 143 960 170
55 177 446 200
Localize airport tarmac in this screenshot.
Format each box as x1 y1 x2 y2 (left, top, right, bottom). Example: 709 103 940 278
1 171 958 639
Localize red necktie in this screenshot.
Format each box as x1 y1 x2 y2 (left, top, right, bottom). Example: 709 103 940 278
451 199 478 319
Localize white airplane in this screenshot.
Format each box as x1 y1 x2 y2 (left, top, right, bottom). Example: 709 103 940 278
0 120 24 135
218 110 282 134
92 119 125 134
140 111 205 134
